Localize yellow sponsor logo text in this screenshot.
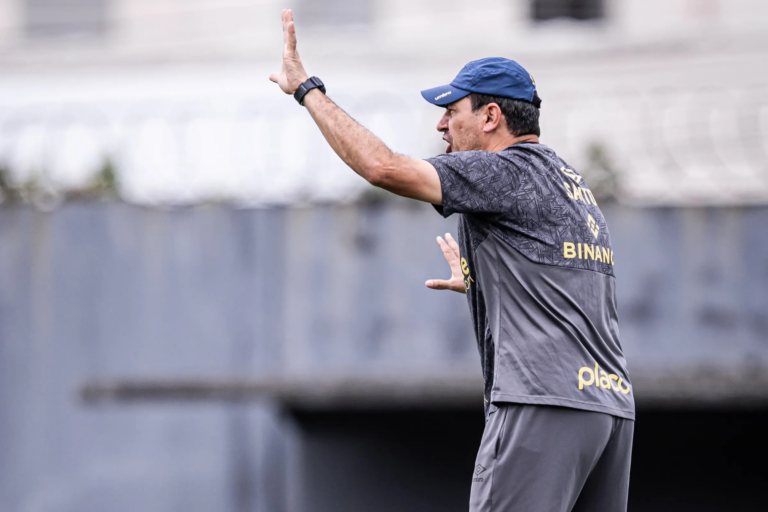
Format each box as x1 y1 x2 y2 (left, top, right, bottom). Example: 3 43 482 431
460 257 475 291
587 214 600 239
563 242 614 265
578 362 630 395
461 257 470 275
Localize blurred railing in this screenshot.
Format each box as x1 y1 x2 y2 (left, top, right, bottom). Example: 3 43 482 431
1 84 767 206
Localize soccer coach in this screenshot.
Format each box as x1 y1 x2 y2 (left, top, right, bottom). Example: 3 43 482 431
270 9 634 512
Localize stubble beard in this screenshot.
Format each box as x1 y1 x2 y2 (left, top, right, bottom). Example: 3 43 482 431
453 131 483 153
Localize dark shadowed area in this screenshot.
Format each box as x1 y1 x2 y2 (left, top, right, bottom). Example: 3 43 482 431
293 407 768 512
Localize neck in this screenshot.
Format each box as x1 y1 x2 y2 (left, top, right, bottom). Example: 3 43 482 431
483 133 539 152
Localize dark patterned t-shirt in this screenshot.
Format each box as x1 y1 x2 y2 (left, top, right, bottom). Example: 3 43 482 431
427 142 634 420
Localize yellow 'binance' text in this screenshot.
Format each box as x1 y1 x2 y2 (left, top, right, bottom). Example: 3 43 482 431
563 242 614 265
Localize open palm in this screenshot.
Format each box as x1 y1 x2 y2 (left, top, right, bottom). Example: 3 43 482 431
426 233 466 293
269 9 309 95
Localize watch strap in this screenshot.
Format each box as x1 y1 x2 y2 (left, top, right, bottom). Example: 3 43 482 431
294 76 326 106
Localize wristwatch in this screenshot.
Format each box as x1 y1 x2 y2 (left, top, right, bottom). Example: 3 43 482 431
294 77 326 106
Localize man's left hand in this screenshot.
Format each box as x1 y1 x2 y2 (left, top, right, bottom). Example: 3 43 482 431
426 233 466 294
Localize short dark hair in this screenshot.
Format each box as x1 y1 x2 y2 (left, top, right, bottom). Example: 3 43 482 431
469 93 540 137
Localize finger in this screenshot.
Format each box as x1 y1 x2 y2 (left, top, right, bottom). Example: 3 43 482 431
286 21 297 53
445 232 459 250
445 233 461 257
437 236 458 265
426 279 452 290
281 10 289 46
436 236 456 262
281 10 295 51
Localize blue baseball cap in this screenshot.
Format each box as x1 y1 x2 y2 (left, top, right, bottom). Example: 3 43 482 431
421 57 541 107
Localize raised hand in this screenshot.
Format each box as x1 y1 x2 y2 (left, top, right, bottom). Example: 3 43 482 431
426 233 467 293
269 9 309 94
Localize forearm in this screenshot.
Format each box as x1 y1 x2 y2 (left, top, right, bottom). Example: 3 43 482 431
302 89 395 185
268 9 440 203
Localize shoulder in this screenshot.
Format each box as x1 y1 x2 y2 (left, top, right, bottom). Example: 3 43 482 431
503 144 571 181
433 143 559 166
429 149 498 165
426 144 562 185
503 143 559 163
427 149 515 175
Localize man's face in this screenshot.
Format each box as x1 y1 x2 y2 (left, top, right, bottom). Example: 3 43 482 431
436 96 484 153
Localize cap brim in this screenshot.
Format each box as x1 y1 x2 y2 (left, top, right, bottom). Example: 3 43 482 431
420 84 471 106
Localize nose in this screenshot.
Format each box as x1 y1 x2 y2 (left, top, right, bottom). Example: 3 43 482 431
436 110 449 132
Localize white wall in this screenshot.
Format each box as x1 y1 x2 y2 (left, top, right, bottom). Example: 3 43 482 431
613 0 768 38
0 0 20 47
1 0 767 62
110 0 278 58
1 0 767 206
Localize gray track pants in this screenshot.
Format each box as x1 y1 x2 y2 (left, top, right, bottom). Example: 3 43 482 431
470 403 634 512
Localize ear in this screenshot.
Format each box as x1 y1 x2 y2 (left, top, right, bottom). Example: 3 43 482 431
482 103 503 133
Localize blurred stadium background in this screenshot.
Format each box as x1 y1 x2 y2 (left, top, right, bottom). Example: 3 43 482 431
1 1 768 511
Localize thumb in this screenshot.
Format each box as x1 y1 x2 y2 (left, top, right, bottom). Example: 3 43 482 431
269 73 280 83
425 279 452 290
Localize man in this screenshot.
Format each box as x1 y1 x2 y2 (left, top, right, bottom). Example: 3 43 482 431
270 9 634 512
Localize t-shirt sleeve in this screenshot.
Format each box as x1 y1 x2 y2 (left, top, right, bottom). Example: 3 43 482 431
426 151 520 217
